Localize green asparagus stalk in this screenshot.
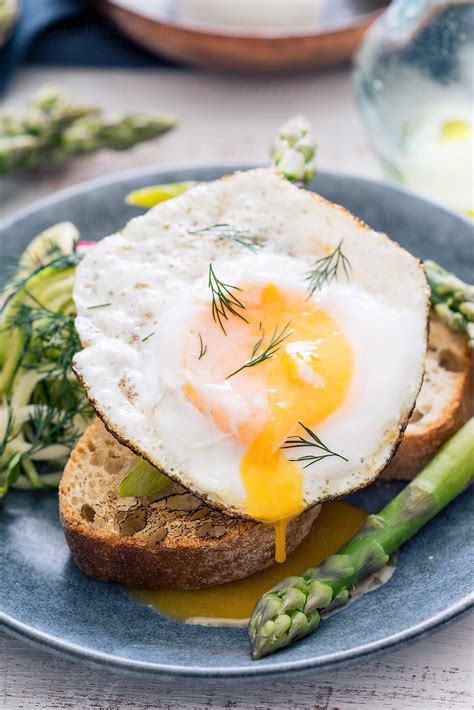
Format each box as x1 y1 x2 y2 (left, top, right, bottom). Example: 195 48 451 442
0 86 98 173
0 86 176 174
118 457 170 498
425 260 474 348
123 115 317 209
0 90 74 169
125 181 197 208
271 115 317 186
0 86 97 140
61 112 176 154
249 418 474 659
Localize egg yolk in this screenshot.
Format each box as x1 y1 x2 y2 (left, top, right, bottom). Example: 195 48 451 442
128 501 367 624
183 282 353 561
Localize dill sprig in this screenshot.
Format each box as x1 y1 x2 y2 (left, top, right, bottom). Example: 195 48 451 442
9 295 91 433
305 240 351 298
0 395 88 496
0 232 92 496
198 332 207 359
87 302 111 310
24 240 79 274
25 398 88 455
281 421 348 468
0 405 16 459
0 406 22 494
190 223 259 253
1 247 81 313
209 263 248 334
1 241 74 291
226 320 293 379
9 295 81 377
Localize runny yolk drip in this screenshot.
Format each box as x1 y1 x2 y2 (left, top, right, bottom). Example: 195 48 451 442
183 282 353 562
127 501 366 624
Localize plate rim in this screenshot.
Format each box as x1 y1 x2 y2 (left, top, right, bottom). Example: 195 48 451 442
1 158 472 234
1 597 473 678
1 161 473 678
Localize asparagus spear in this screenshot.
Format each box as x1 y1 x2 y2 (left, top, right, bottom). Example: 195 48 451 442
0 86 97 140
61 112 176 154
125 181 197 208
425 260 474 348
0 87 95 173
249 418 474 659
0 86 176 174
271 115 317 186
118 457 170 497
123 114 317 209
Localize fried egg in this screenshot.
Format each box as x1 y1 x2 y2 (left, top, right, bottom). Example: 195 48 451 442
73 169 428 558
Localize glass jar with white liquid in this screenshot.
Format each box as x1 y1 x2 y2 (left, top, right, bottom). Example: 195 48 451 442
353 0 474 216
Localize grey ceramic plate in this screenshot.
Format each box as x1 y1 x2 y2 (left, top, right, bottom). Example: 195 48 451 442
0 164 473 679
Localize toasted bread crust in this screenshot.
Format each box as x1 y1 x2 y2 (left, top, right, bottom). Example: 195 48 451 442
383 317 473 480
62 512 317 590
60 420 320 589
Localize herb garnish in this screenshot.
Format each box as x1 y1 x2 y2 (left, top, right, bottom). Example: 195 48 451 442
87 302 111 310
9 296 81 376
226 321 293 379
190 223 258 253
305 240 351 298
1 247 80 314
198 332 207 359
281 421 348 468
209 263 248 334
141 331 155 343
0 238 91 497
1 295 92 495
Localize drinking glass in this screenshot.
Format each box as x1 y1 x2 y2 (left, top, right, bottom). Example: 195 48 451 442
353 0 474 215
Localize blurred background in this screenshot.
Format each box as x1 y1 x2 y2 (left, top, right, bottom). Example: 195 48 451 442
0 0 473 219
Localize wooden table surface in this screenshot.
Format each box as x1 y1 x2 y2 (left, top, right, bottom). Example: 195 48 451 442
1 68 472 709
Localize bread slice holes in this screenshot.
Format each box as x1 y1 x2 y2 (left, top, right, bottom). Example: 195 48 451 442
189 506 211 521
438 348 463 372
146 526 168 548
104 457 124 475
90 450 105 467
197 523 227 539
115 508 147 536
81 503 96 522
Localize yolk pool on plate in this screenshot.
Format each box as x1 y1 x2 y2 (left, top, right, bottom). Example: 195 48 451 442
128 501 366 624
183 282 353 561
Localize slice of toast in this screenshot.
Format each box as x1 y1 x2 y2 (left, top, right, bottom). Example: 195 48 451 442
60 315 471 589
383 315 473 480
59 419 321 590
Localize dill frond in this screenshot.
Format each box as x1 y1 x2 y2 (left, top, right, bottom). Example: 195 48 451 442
190 223 259 253
226 320 293 379
198 332 207 359
281 421 347 468
208 263 248 334
305 240 351 298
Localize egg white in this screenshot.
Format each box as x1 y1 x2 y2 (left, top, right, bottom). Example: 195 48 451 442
73 169 429 517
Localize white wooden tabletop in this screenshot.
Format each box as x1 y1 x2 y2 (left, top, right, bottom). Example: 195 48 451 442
1 67 472 709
